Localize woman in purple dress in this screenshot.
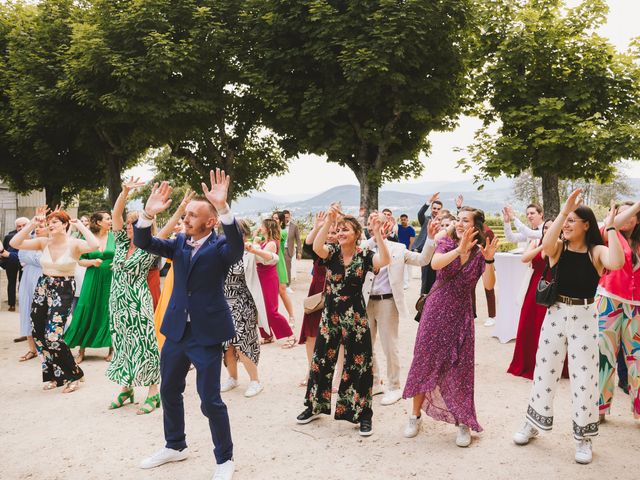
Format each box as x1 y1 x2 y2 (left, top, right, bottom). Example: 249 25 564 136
402 207 498 447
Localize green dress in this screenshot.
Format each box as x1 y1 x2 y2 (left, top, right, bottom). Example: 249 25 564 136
65 231 115 348
106 230 160 387
277 228 289 284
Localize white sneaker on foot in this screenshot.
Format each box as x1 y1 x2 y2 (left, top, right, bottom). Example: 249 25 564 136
380 389 403 406
575 439 593 464
483 317 496 327
212 459 235 480
403 415 422 438
140 447 189 469
286 287 294 294
220 377 239 393
244 381 263 398
456 425 471 447
513 421 539 445
372 383 384 396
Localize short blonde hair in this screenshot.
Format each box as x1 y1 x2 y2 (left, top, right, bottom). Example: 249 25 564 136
126 211 156 235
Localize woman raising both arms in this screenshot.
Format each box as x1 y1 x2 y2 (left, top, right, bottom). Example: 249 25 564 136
513 189 624 464
10 206 100 393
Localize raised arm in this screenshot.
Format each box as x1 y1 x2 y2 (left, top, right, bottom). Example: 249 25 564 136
133 180 177 258
431 227 478 271
514 217 542 239
305 211 327 245
313 205 339 259
9 207 48 251
405 217 440 266
613 200 640 230
70 219 100 255
593 201 625 273
157 190 194 239
113 177 146 231
370 215 390 271
479 236 499 290
521 239 543 264
503 207 527 243
545 190 582 265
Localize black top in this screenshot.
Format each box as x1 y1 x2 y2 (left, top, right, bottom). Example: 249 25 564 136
556 248 600 299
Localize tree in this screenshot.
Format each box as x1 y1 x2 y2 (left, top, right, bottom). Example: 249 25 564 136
0 0 107 206
465 0 640 216
239 0 476 212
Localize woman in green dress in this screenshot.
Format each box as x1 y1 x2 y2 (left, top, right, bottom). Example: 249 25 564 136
106 178 161 415
272 211 296 327
65 211 115 363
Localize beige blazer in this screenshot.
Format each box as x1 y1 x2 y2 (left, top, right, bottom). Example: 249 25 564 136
361 238 436 320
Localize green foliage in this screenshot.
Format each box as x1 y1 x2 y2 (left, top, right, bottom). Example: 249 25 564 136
464 0 640 215
239 0 477 210
77 188 111 217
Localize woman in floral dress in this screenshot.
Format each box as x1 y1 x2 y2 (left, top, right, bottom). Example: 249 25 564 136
106 178 161 415
296 206 389 437
402 207 498 447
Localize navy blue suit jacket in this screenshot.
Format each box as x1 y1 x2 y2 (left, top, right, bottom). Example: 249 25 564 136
133 221 244 346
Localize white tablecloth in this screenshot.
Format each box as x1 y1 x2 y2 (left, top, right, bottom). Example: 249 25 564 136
492 252 531 343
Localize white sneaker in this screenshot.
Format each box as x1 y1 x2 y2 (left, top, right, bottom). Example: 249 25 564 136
403 415 422 438
483 318 496 327
220 377 239 393
244 381 263 398
140 447 189 469
286 287 294 294
575 439 593 464
212 459 235 480
513 421 539 445
372 383 385 396
456 425 471 447
380 389 403 406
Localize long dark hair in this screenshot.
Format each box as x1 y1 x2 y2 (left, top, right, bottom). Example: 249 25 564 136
620 201 640 266
539 218 554 243
273 211 286 229
450 207 486 247
89 211 110 234
573 206 604 248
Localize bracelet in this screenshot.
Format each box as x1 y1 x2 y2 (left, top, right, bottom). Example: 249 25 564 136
485 258 495 264
606 227 616 232
142 210 155 221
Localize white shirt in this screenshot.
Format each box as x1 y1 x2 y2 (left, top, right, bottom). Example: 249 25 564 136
504 218 542 244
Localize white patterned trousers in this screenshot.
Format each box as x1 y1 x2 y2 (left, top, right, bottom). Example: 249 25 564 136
526 302 599 440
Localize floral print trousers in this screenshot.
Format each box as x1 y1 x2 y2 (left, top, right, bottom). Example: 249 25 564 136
596 295 640 419
31 276 84 385
304 311 374 424
526 303 599 440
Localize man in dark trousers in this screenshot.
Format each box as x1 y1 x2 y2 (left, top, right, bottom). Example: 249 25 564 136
413 194 442 294
1 217 29 313
135 170 243 480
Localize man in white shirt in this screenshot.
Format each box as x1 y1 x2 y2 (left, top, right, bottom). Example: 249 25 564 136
503 203 544 245
361 213 439 406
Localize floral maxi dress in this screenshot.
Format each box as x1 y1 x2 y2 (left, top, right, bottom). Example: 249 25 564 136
106 230 160 387
304 244 375 424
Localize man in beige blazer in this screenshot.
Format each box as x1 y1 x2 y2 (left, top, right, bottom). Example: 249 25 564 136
362 213 439 405
283 210 301 289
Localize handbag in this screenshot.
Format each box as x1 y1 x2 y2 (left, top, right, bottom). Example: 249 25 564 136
303 291 325 314
535 245 564 307
414 250 476 322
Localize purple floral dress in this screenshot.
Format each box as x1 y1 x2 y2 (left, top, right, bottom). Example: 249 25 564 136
403 236 486 432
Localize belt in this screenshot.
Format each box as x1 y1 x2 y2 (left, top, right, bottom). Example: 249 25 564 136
369 293 393 301
557 295 595 306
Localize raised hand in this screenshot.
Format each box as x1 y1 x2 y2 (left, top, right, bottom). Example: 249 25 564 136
455 194 464 209
314 211 327 230
427 217 441 239
561 188 584 215
428 192 440 205
479 236 499 261
501 207 510 223
327 203 341 222
33 205 49 225
603 199 618 229
457 227 478 255
122 176 146 193
201 168 230 210
145 181 173 216
177 190 195 214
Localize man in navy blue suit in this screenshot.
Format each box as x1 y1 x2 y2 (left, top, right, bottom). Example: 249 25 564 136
136 170 243 480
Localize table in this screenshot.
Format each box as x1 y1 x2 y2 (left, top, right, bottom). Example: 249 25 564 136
492 252 531 343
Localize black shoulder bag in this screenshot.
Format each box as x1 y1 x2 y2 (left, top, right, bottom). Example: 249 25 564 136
535 245 564 307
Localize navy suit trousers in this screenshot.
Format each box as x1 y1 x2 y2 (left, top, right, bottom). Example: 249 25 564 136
160 323 233 464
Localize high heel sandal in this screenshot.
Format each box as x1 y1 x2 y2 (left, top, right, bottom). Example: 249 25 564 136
62 379 81 394
109 388 135 409
42 381 58 391
136 393 161 415
281 336 297 349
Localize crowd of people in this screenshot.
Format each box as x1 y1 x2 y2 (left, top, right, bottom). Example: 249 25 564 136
1 171 639 478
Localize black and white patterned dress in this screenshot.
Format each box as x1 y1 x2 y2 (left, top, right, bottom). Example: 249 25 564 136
223 261 260 365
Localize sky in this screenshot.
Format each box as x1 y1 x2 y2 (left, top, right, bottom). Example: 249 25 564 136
128 0 640 196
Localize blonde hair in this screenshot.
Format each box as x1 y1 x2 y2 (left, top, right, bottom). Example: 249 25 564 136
262 218 281 243
127 211 156 235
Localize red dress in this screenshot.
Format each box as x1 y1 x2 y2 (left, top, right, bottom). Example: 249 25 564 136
507 251 568 379
298 244 326 344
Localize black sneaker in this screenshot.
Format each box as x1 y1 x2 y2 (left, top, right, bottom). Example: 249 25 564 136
618 380 629 395
296 408 320 424
359 419 373 437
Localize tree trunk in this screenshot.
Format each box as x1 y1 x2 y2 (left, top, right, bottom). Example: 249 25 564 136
45 185 63 208
354 160 379 217
541 172 560 218
106 154 123 207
